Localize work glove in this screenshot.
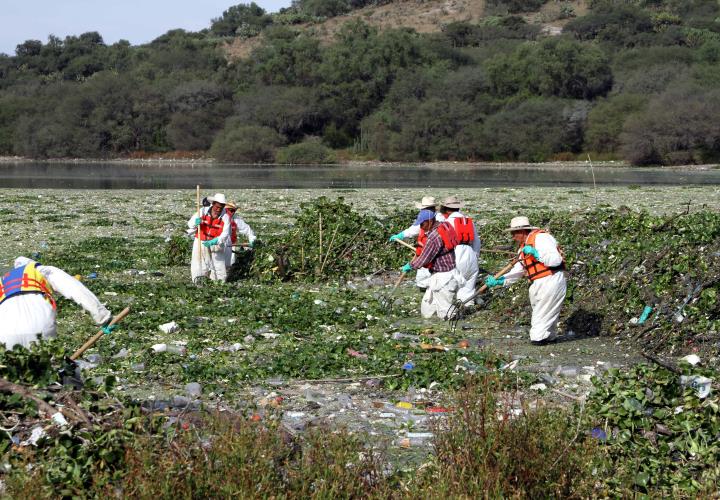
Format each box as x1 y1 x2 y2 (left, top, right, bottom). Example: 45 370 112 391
521 245 540 260
195 217 202 225
484 275 505 288
101 324 116 335
389 232 405 242
202 237 219 248
249 240 256 248
401 263 413 274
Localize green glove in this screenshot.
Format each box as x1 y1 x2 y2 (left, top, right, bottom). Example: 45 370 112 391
522 245 540 260
195 217 202 225
202 238 219 248
401 263 413 273
249 240 255 248
485 275 505 288
389 232 404 242
102 324 116 335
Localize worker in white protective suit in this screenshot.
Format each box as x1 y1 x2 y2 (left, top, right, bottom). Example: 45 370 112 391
400 209 464 320
484 216 566 345
389 196 444 290
223 201 257 268
187 192 231 283
0 257 112 349
438 196 480 304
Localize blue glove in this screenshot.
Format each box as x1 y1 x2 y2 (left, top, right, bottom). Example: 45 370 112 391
389 232 404 242
202 237 219 248
249 240 255 248
195 217 202 225
102 324 116 335
485 275 505 288
522 245 540 260
401 263 413 273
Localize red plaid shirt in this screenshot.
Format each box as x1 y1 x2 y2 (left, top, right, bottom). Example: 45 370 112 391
410 221 456 273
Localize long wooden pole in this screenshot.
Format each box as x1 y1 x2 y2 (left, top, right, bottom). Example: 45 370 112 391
70 307 131 361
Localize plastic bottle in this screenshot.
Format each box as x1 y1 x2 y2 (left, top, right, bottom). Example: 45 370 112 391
151 343 186 355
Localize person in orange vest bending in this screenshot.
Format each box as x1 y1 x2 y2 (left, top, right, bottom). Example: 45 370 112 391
187 193 231 283
484 216 566 345
389 196 443 291
0 257 112 349
438 196 480 305
223 201 257 268
400 209 465 320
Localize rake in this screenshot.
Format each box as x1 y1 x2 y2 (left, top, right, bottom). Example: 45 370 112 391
446 258 519 331
379 273 406 312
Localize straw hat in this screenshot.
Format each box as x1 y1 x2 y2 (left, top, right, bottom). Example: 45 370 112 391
506 216 537 232
225 201 237 210
207 193 227 205
440 195 463 209
415 196 437 209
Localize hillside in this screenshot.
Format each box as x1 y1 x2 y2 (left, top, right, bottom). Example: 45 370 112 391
227 0 590 59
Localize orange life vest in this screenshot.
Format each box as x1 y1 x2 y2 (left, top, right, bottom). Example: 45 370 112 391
450 216 474 245
0 262 56 309
423 222 458 270
520 229 565 281
197 212 225 241
415 228 427 257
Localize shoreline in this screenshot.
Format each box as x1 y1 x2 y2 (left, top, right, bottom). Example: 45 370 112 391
0 155 718 171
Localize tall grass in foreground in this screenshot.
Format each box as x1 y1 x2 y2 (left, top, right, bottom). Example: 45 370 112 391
5 375 601 498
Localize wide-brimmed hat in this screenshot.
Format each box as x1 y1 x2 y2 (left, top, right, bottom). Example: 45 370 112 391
414 209 436 226
414 196 437 209
207 193 227 205
506 216 537 232
225 201 237 210
440 195 464 209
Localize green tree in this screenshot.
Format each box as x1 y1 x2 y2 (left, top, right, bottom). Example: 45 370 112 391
210 3 273 37
211 122 285 162
584 94 647 153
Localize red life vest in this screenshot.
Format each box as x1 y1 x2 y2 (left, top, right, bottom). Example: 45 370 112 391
0 262 56 310
230 219 238 245
197 212 225 241
423 222 458 270
450 216 474 245
415 228 427 257
520 229 565 281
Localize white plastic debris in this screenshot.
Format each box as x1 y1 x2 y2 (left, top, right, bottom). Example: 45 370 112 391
51 412 69 427
22 426 46 446
501 359 519 371
680 354 701 366
529 383 547 391
680 375 713 399
159 321 180 333
151 343 186 355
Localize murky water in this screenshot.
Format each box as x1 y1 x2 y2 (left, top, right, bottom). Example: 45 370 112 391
1 162 719 189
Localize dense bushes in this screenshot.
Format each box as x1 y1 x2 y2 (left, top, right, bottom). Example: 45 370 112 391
1 1 719 164
275 139 335 164
210 123 285 162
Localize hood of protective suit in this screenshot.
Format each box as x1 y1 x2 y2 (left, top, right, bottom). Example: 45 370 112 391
14 256 34 269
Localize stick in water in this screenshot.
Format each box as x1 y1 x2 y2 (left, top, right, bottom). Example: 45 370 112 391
71 307 131 361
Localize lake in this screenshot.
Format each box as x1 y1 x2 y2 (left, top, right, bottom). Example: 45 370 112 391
1 161 719 189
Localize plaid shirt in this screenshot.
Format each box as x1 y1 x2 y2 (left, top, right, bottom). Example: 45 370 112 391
410 221 456 273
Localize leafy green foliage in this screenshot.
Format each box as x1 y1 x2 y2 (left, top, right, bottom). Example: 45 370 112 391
210 123 286 162
275 139 336 164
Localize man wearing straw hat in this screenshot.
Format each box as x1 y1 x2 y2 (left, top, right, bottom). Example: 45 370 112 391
224 201 257 268
401 209 464 319
0 256 112 348
485 216 566 345
438 196 480 305
187 193 231 282
389 196 443 290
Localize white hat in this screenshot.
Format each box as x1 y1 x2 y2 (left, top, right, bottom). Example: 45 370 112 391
440 195 464 209
415 196 437 209
506 216 537 232
207 193 227 205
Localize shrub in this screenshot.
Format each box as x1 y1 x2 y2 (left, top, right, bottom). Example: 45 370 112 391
210 123 285 162
275 139 335 164
584 94 647 153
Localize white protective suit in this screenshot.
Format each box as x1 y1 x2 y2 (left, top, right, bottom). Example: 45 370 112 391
421 269 463 320
225 215 257 267
444 211 481 303
0 257 111 349
187 208 231 282
399 213 445 289
502 232 566 342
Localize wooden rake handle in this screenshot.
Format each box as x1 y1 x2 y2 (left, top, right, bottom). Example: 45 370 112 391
393 238 417 253
467 258 519 303
70 307 131 361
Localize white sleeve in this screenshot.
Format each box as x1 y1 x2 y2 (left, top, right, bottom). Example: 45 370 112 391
471 220 481 253
217 213 231 242
187 209 201 230
402 224 420 239
501 261 525 286
234 217 256 243
39 266 111 325
535 233 563 267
